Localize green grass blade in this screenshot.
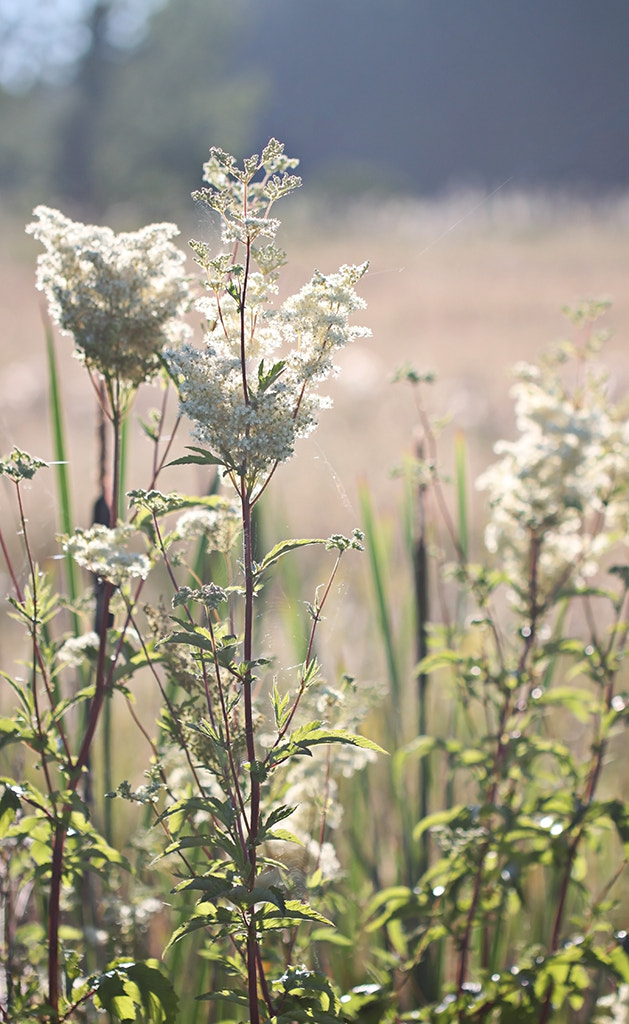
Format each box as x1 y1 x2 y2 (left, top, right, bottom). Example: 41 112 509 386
118 413 129 523
45 320 79 615
454 429 469 563
359 484 401 719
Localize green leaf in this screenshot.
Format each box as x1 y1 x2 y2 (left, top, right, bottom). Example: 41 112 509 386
166 445 225 469
268 724 386 769
610 565 629 590
155 794 234 832
164 912 218 952
413 804 467 842
158 629 215 655
415 649 464 675
257 358 287 393
0 447 49 482
158 834 213 859
0 783 21 839
609 945 629 984
259 899 333 927
607 799 629 857
0 717 20 750
272 681 292 729
257 537 327 575
171 872 237 899
532 686 596 724
93 959 178 1023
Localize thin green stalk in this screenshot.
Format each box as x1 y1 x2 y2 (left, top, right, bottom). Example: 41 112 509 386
103 693 113 843
454 430 469 564
241 481 262 1024
45 321 79 627
118 412 129 523
359 484 402 724
412 465 430 865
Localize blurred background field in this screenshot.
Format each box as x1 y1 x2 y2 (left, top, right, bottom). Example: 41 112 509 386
1 0 629 723
1 0 628 538
1 5 629 1010
2 191 628 538
2 188 628 792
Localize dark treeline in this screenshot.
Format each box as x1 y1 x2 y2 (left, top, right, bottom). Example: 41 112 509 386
0 0 627 221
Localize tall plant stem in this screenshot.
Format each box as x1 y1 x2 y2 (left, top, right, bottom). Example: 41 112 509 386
537 669 616 1024
47 395 123 1021
413 446 430 873
241 481 262 1024
456 536 539 995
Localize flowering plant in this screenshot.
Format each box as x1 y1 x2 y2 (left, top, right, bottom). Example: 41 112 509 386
367 305 629 1023
2 138 628 1024
0 141 379 1024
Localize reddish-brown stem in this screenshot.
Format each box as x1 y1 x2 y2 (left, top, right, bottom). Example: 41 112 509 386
0 519 23 599
255 943 275 1016
15 483 72 752
265 553 343 765
241 479 262 1024
538 672 618 1024
456 534 540 994
205 615 250 835
413 384 466 564
149 412 182 484
148 513 250 847
125 604 206 796
48 397 123 1021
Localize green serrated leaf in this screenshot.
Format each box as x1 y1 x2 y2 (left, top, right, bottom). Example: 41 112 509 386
166 446 225 469
171 871 237 898
259 899 333 927
257 537 327 575
257 358 287 393
158 630 215 655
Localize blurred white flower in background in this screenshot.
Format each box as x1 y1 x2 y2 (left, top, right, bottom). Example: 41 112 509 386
477 347 629 608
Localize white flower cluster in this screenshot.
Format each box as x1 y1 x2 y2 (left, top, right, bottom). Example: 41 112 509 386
266 680 378 884
596 984 629 1024
175 503 241 554
167 142 370 486
477 359 629 605
168 263 368 480
57 631 101 667
27 206 190 387
62 524 150 586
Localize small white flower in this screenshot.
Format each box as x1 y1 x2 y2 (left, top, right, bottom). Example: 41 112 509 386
596 984 629 1024
62 524 150 586
477 356 629 604
58 631 101 667
175 503 241 553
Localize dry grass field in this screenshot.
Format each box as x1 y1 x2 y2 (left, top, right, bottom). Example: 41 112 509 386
2 190 628 543
2 193 629 1017
1 189 628 683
